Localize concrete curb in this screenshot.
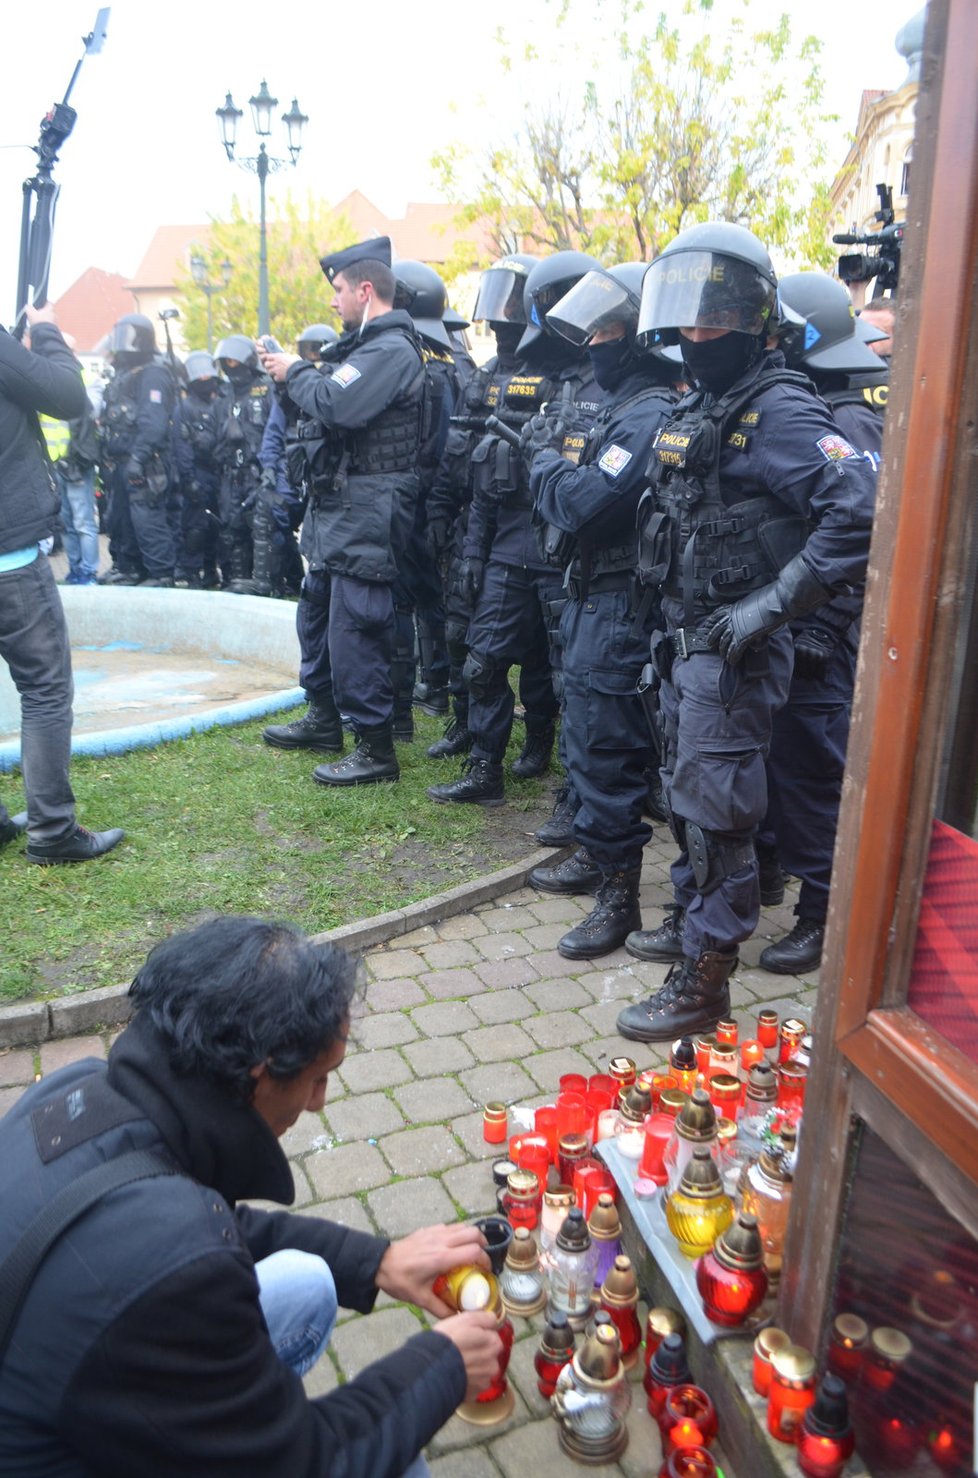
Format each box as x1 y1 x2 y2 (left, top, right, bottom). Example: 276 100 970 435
0 845 567 1049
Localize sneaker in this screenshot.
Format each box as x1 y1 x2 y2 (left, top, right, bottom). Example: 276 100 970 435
0 812 28 847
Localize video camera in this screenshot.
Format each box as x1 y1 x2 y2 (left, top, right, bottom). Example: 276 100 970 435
833 184 903 293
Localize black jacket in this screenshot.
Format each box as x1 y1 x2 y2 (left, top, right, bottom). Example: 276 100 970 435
0 1013 466 1477
0 322 87 554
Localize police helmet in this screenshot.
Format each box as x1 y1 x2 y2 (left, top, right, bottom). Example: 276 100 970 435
443 305 470 332
215 334 259 372
184 350 217 384
393 260 451 348
518 251 603 355
297 323 340 361
545 262 649 346
777 272 886 373
472 254 539 327
637 223 779 348
109 313 156 362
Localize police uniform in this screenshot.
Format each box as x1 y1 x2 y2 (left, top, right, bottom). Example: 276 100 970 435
175 360 229 588
100 360 177 582
213 365 273 587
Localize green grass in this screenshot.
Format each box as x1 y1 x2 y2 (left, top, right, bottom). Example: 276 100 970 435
1 709 551 1004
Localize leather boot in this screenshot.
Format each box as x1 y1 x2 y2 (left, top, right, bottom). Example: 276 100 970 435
759 919 824 974
428 758 504 806
414 682 450 717
393 707 415 743
313 725 399 786
616 950 738 1043
535 785 578 847
757 842 786 906
529 847 602 895
557 868 643 960
511 723 555 780
625 905 685 962
263 696 343 753
427 716 473 759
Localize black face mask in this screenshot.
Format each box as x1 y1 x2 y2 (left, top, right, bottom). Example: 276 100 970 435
492 323 524 360
224 365 254 389
188 380 216 401
588 337 633 392
681 332 762 396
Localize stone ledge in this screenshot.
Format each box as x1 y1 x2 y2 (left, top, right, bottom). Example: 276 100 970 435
0 846 570 1049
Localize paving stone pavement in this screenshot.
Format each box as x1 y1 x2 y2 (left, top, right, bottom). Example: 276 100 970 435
1 834 818 1475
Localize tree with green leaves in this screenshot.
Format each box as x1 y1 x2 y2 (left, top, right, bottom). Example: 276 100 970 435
176 194 355 352
432 0 837 270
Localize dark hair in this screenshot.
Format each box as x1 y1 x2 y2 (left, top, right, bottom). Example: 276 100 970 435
861 296 897 316
128 916 360 1101
336 258 396 303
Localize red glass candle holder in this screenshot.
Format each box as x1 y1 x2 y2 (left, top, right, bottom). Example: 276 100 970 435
707 1072 742 1119
767 1344 816 1443
503 1170 542 1230
560 1072 588 1096
757 1009 779 1050
475 1310 515 1403
557 1131 589 1187
635 1111 674 1195
586 1087 613 1137
601 1300 643 1366
752 1327 790 1396
556 1091 588 1142
483 1102 508 1143
740 1038 765 1074
515 1132 551 1181
658 1087 687 1118
572 1156 603 1210
661 1384 718 1447
776 1060 808 1121
826 1313 868 1383
534 1105 559 1163
588 1072 614 1096
715 1018 738 1047
778 1017 806 1064
658 1450 718 1478
695 1035 717 1076
696 1250 768 1327
609 1056 637 1091
579 1162 615 1217
648 1071 679 1110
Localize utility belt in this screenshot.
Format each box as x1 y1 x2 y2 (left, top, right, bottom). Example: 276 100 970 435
565 570 634 602
649 621 769 684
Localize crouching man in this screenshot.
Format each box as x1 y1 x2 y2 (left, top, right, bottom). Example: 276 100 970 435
0 916 500 1477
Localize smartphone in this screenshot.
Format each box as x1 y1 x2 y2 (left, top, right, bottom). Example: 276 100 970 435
260 336 282 353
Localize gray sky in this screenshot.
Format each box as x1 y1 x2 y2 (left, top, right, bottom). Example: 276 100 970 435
1 0 923 321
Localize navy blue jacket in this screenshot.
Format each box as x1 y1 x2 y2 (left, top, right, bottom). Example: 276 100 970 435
0 1013 466 1477
0 323 86 554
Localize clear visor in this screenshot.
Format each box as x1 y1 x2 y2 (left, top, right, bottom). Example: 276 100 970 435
110 322 148 354
638 251 777 341
545 271 638 346
473 268 527 325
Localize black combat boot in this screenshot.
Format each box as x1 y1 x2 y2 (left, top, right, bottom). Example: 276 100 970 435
644 769 668 824
511 722 555 780
557 868 643 960
427 716 473 759
263 696 343 753
759 918 824 974
535 784 578 847
414 682 450 717
625 905 685 962
428 758 504 806
757 841 786 906
616 950 738 1043
393 707 415 743
313 726 400 786
529 848 602 895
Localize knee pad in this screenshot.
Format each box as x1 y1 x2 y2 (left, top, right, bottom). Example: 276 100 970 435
462 649 502 702
682 820 756 894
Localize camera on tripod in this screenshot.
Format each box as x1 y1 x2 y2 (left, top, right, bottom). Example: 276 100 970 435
833 183 903 292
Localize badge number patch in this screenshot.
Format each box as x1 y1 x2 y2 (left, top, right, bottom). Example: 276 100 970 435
330 363 362 388
816 434 857 462
598 444 633 477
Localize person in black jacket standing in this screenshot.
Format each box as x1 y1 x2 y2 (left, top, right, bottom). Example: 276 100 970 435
261 237 426 787
0 915 500 1477
0 304 123 863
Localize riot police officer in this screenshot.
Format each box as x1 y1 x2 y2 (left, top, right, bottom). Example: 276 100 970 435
212 335 274 593
260 237 426 786
98 314 177 586
754 271 887 974
615 223 876 1044
427 251 601 808
525 264 680 957
175 350 228 588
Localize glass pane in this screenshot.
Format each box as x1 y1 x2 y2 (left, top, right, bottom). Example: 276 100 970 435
829 1125 977 1475
906 819 978 1063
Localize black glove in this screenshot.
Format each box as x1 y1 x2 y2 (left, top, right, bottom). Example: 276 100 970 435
791 625 837 681
259 464 288 510
701 554 830 666
520 412 566 467
124 456 145 488
426 517 451 564
460 557 485 605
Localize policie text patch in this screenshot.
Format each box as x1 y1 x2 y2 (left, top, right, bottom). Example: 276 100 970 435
330 364 362 388
816 434 857 462
598 444 633 477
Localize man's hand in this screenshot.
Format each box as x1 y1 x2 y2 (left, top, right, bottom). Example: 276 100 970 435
23 303 58 328
460 557 485 606
792 625 836 681
433 1312 504 1401
376 1222 490 1318
257 344 301 383
426 517 451 564
124 456 145 489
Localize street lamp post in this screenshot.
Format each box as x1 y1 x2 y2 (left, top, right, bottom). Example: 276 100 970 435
215 82 308 336
189 251 233 353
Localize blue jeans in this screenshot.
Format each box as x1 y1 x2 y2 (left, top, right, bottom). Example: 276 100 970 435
256 1250 432 1478
57 469 100 581
0 553 76 842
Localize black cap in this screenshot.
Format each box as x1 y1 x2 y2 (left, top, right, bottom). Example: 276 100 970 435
650 1332 690 1381
805 1374 851 1437
320 235 392 282
556 1207 591 1252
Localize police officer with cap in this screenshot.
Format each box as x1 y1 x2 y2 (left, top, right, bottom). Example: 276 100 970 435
260 237 426 786
754 270 886 975
615 223 876 1044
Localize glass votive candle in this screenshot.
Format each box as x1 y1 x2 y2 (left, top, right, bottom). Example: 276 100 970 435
777 1060 808 1121
504 1170 542 1230
649 1071 679 1110
862 1327 912 1393
492 1157 518 1189
659 1087 687 1118
757 1009 779 1051
586 1088 613 1137
516 1133 551 1180
556 1091 589 1142
644 1307 686 1369
596 1108 621 1142
715 1018 738 1047
708 1073 742 1119
657 1449 718 1478
560 1072 588 1096
613 1112 646 1160
740 1038 765 1074
752 1326 790 1396
767 1343 816 1443
582 1165 615 1218
826 1312 869 1383
635 1112 675 1196
708 1041 738 1078
540 1185 575 1256
572 1157 604 1211
534 1105 559 1162
695 1035 717 1076
588 1073 615 1096
661 1384 718 1447
483 1102 508 1143
778 1017 807 1064
609 1056 637 1091
558 1131 590 1187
